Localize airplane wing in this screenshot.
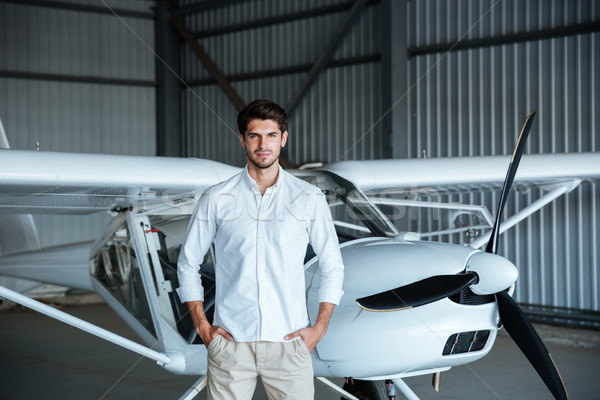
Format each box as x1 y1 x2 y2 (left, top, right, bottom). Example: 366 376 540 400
0 149 241 214
1 149 598 289
3 149 598 216
0 149 240 289
321 152 600 193
322 152 600 243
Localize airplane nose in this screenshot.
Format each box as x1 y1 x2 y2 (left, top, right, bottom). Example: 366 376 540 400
465 251 518 295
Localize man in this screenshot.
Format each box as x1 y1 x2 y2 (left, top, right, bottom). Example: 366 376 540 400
176 99 345 400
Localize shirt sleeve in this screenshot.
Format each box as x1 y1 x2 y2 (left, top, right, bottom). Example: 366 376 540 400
308 188 345 305
176 189 217 303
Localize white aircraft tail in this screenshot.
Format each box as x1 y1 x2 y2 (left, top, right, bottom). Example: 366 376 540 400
0 116 42 258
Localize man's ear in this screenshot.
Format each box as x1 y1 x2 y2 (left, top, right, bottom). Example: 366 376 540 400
281 131 288 147
238 132 245 148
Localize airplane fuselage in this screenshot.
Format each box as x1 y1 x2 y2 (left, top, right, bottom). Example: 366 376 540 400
85 196 509 380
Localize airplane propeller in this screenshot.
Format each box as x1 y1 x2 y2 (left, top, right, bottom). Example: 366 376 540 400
355 272 477 311
356 111 569 399
356 111 536 311
485 110 536 255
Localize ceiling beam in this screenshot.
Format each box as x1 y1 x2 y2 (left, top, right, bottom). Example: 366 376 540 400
173 0 245 17
0 0 154 19
286 0 370 116
192 0 380 39
171 18 246 112
0 70 155 86
408 21 600 57
185 54 380 87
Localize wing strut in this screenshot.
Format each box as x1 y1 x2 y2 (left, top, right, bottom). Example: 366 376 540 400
179 376 208 400
469 179 581 249
315 377 360 400
0 285 171 365
392 378 420 400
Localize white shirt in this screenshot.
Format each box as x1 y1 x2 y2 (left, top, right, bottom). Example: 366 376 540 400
176 165 344 342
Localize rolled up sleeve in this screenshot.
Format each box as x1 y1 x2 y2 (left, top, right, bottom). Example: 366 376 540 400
308 190 344 305
176 190 216 303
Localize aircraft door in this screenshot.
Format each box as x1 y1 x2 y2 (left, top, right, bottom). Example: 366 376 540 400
139 213 216 345
136 215 180 333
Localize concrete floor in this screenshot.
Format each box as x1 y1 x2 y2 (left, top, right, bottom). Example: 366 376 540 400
1 302 599 400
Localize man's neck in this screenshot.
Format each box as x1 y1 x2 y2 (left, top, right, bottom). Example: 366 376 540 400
247 162 279 195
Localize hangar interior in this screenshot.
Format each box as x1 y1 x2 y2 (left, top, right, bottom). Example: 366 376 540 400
0 0 598 326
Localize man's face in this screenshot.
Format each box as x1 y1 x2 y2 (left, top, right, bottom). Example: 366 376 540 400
239 119 288 170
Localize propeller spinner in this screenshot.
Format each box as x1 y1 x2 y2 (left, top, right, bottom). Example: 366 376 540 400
356 111 569 400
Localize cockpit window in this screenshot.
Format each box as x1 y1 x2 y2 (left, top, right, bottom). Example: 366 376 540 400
293 169 494 245
292 170 398 242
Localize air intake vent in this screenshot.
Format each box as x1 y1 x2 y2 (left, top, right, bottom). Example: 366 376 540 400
442 330 491 356
449 287 495 305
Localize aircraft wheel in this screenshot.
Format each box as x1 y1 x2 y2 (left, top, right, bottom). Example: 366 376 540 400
341 379 386 400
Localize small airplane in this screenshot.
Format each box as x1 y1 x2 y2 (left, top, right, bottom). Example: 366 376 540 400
1 111 598 400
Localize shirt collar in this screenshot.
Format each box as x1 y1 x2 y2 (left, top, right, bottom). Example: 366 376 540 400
243 164 284 193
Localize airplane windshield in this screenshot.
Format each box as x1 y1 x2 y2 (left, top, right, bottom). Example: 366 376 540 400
293 169 494 245
292 170 399 242
363 188 494 244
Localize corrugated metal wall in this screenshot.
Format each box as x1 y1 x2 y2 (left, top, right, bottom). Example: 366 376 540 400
0 1 156 247
1 0 597 314
406 0 599 312
180 0 382 166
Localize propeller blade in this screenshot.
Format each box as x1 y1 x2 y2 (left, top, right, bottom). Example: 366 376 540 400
356 273 478 311
483 111 568 398
496 290 569 400
486 110 536 254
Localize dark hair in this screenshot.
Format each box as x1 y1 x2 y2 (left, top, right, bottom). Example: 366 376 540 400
237 99 288 135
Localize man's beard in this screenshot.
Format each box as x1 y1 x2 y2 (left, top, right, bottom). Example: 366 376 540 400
246 147 280 169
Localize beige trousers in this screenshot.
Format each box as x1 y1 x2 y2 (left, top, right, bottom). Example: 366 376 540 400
207 336 314 400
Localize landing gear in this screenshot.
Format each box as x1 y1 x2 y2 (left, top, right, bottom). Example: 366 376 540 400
341 379 387 400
